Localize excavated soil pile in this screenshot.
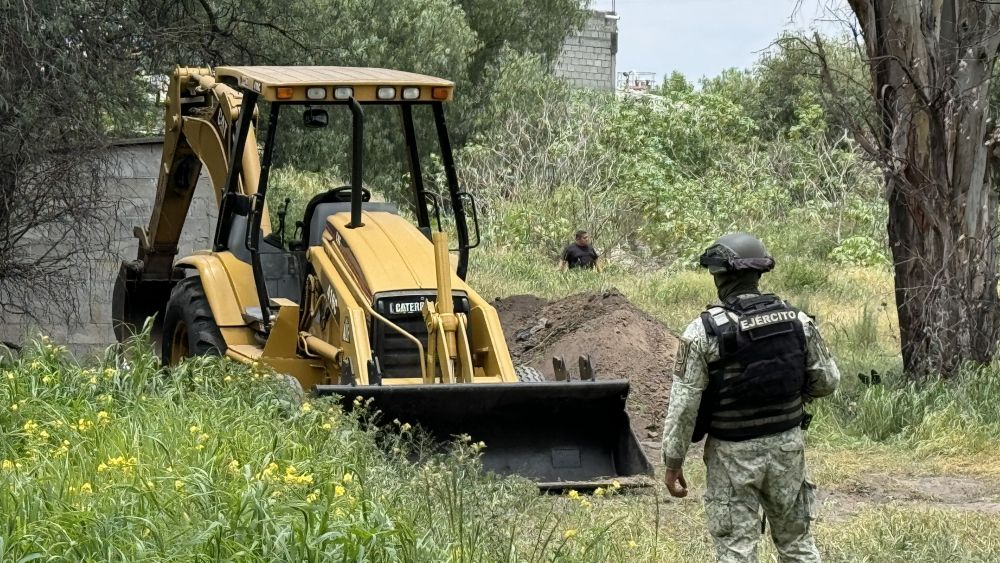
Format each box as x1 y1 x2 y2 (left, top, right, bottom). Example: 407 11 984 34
492 290 680 439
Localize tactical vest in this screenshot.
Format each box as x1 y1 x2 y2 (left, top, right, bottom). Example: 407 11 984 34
694 294 807 442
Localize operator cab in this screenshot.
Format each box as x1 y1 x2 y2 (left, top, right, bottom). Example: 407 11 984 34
209 66 480 340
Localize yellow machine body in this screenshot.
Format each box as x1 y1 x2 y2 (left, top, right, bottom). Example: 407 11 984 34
113 66 652 487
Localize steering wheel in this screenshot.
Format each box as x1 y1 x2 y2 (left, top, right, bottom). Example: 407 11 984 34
329 185 371 203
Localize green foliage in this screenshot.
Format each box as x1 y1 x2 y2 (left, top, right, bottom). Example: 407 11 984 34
462 48 885 266
829 236 890 267
701 34 872 142
0 334 656 561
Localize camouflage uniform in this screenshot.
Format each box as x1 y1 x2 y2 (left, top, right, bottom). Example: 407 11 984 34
661 301 840 563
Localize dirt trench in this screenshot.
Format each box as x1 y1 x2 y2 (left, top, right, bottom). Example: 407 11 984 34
492 289 681 439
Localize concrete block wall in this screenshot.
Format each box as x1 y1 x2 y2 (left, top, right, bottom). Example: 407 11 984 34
554 10 618 90
0 139 217 356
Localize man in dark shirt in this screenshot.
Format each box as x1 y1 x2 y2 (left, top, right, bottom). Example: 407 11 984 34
559 230 602 272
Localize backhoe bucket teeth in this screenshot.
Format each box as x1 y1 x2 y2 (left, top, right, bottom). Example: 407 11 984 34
313 381 654 488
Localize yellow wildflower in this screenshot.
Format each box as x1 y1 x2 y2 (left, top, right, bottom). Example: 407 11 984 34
567 489 579 499
197 433 209 443
103 367 116 379
334 485 346 497
342 472 354 484
594 487 606 497
42 375 52 384
563 529 577 540
228 459 240 473
195 444 205 451
146 480 155 489
306 489 320 503
97 411 110 424
39 430 49 439
301 402 313 413
283 466 314 486
88 376 97 385
321 422 332 431
400 423 412 432
580 499 592 509
611 480 621 490
188 425 200 434
80 482 93 494
627 540 638 549
99 456 137 474
9 404 17 412
30 360 41 370
224 376 233 383
1 460 14 471
174 480 184 491
23 420 38 434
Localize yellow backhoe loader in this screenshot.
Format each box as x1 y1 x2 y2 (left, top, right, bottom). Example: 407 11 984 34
113 66 652 487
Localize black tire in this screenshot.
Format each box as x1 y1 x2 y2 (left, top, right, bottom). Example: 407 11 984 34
161 277 226 366
515 365 545 382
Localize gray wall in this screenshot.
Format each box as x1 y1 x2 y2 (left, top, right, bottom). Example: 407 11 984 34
554 11 618 90
0 139 216 356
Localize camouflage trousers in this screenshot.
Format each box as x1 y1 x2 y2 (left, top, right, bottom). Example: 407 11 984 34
703 427 820 563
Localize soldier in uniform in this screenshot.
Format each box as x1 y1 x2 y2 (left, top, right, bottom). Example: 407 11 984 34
661 232 840 563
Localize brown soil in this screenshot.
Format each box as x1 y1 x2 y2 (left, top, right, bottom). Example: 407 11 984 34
492 289 680 439
820 474 1000 521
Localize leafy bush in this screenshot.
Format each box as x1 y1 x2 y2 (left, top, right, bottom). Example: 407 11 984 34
829 236 890 267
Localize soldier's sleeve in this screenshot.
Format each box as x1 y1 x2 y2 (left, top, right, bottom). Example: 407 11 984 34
660 319 709 470
799 312 841 399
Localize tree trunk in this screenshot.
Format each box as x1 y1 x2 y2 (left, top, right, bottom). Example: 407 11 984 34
847 1 1000 377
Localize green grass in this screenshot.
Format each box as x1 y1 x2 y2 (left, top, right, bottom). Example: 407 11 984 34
2 248 1000 560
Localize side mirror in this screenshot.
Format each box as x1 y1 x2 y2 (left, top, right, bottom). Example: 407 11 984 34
303 108 329 129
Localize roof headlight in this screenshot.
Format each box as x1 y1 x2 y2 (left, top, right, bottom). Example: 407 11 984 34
377 86 397 100
333 87 354 100
306 87 326 100
402 87 421 100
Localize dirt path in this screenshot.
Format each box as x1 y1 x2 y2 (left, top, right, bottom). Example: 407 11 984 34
820 474 1000 520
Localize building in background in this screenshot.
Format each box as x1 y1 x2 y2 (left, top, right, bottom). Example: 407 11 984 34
553 10 619 91
0 139 217 355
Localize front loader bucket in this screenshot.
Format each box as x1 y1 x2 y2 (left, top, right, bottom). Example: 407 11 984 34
313 381 654 489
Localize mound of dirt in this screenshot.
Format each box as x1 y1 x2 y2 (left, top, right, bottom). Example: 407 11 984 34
492 290 680 439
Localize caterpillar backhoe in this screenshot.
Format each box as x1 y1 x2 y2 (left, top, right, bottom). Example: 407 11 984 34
112 66 652 487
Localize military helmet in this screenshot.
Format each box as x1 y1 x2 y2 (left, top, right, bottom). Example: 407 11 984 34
698 232 775 274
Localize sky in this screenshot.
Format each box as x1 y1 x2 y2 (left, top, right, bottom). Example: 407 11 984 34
590 0 853 84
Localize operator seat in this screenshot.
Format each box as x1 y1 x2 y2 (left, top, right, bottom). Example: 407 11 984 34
298 186 398 247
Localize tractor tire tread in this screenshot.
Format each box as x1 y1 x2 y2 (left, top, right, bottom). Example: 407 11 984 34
515 365 545 382
162 276 226 365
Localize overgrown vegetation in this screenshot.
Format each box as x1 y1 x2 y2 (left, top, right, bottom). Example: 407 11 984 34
7 0 1000 556
3 318 1000 560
